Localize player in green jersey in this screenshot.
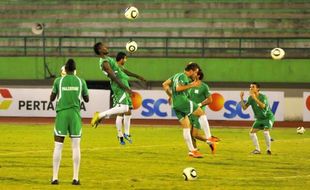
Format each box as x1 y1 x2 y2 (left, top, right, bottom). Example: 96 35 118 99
115 52 146 145
240 82 275 155
162 63 217 158
50 59 89 185
91 42 134 128
188 69 219 154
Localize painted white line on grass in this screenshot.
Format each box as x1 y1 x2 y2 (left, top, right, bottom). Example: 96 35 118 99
0 144 182 156
194 174 310 181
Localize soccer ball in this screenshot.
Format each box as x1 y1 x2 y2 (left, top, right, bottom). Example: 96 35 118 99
31 23 44 35
183 167 197 181
124 6 139 20
296 126 306 134
126 41 138 53
271 48 285 60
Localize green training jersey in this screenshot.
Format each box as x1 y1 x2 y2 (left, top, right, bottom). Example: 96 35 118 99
99 57 130 91
245 93 274 120
169 72 190 99
52 74 89 112
189 82 211 110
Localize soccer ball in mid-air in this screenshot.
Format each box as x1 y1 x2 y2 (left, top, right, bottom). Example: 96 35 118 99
271 48 285 60
296 126 306 134
126 41 138 53
124 6 139 20
183 167 197 181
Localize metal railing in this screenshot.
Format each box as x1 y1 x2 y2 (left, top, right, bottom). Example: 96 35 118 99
0 36 309 58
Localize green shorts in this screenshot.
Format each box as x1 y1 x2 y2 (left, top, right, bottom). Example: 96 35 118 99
54 108 82 138
112 89 132 108
252 117 275 130
172 96 199 120
189 114 201 129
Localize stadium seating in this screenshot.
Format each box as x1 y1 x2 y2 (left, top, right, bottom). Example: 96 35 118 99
0 1 309 57
0 1 309 37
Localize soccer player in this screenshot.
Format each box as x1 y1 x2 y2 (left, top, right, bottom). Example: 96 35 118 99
240 82 275 155
91 42 133 128
188 69 219 154
50 59 89 185
162 62 217 158
114 52 146 145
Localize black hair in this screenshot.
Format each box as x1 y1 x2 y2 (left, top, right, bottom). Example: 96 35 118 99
116 52 127 62
251 82 260 89
198 70 204 80
65 59 76 72
93 42 102 55
185 62 200 71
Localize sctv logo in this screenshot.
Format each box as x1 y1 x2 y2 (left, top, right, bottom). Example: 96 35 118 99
131 92 172 117
209 93 279 119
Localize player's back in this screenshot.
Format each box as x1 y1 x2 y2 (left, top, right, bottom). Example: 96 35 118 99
55 75 84 112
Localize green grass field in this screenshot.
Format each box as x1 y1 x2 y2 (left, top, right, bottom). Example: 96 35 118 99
0 124 309 190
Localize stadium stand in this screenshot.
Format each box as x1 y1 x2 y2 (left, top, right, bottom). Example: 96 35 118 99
0 1 309 37
0 0 309 83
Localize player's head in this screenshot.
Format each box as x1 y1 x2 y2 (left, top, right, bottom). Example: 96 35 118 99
184 62 200 77
197 69 204 80
116 52 127 65
93 42 109 56
65 59 76 74
250 82 260 92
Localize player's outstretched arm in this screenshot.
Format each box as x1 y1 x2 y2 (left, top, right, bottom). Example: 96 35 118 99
102 61 133 95
176 80 200 92
122 69 146 82
199 95 213 107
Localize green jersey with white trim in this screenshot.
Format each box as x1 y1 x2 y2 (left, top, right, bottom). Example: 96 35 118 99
99 57 130 91
189 82 211 110
245 93 274 120
170 72 190 99
52 75 89 112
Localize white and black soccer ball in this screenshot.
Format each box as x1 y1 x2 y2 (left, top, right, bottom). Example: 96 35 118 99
271 48 285 60
124 6 139 20
297 126 306 134
126 41 138 53
183 167 197 181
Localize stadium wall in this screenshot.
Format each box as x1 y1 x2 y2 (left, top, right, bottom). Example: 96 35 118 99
0 57 309 83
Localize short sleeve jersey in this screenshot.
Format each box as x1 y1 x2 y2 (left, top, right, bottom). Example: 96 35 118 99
189 82 211 110
99 57 130 89
52 75 89 112
246 93 274 120
170 72 190 99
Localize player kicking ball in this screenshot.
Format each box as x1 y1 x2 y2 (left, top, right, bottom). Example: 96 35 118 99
240 82 275 155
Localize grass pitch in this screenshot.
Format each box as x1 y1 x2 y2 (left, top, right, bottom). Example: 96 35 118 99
0 124 309 190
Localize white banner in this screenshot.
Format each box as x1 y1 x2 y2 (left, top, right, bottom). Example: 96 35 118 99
303 92 310 121
130 90 284 121
0 88 110 118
